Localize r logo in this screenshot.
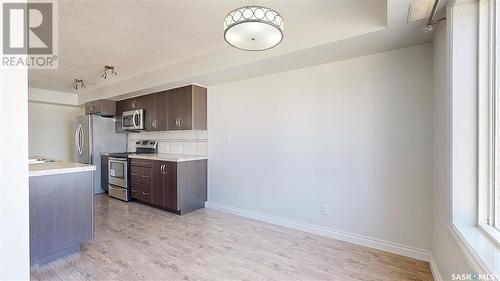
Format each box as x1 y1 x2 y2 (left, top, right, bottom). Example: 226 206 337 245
2 2 53 55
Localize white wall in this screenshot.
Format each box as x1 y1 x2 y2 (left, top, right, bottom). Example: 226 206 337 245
29 87 78 106
28 101 83 160
432 21 473 280
208 44 433 253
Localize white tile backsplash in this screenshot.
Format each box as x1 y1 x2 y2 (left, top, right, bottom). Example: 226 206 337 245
127 130 208 156
197 142 208 156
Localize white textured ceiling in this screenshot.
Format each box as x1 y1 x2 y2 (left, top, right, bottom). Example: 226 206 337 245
28 0 386 93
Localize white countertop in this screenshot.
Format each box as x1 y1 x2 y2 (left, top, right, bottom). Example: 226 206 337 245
29 158 96 177
128 153 207 162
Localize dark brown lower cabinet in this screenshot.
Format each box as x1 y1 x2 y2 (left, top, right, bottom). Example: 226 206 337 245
152 161 177 210
130 159 207 215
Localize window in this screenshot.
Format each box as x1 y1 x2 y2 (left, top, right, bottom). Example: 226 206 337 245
493 0 500 232
479 0 500 243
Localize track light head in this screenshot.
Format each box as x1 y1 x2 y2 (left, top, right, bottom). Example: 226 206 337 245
102 65 117 79
72 79 86 90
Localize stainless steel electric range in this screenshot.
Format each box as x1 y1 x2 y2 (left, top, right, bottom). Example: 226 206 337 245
107 140 158 201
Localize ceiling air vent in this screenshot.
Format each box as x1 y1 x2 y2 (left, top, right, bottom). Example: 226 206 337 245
407 0 433 23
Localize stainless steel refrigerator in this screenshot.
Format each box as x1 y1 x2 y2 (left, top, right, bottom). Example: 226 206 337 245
74 115 126 194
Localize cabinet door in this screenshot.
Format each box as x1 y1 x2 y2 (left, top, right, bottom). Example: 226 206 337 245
126 97 143 111
164 162 178 210
152 161 165 207
141 94 156 131
98 100 116 116
167 86 192 130
115 100 127 133
152 161 177 209
84 102 92 115
84 101 96 115
116 100 127 116
92 101 102 114
153 91 168 131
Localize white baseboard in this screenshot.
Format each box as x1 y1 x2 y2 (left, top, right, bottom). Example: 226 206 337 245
205 201 432 262
430 256 443 281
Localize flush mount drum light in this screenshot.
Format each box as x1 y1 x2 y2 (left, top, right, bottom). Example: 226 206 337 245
224 6 284 51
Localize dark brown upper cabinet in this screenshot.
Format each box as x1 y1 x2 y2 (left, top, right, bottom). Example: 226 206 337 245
140 95 155 131
113 85 206 132
125 96 146 111
116 100 127 116
114 100 126 133
167 85 207 130
152 91 168 131
84 99 116 116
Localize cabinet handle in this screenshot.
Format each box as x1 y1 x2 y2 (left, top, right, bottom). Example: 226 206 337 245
132 111 138 127
141 175 150 178
178 118 182 128
131 189 137 192
142 192 149 195
141 162 148 165
152 120 157 128
90 104 94 112
131 173 137 176
132 101 137 108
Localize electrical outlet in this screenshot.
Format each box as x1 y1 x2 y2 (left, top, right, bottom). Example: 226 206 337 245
321 203 329 216
226 132 232 142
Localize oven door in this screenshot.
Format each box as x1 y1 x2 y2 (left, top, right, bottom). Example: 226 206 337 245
108 158 128 188
122 109 144 130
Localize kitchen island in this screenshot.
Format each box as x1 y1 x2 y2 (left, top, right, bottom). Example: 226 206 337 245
29 158 95 265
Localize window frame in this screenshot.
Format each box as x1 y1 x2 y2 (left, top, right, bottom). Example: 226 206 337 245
478 0 500 245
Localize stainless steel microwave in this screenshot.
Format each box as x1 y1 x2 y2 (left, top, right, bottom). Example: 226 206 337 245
122 109 144 130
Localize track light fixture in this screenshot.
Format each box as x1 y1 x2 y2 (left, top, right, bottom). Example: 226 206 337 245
71 65 117 90
102 65 117 79
72 79 86 90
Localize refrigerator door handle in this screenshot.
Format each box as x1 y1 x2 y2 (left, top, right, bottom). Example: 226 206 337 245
75 124 80 154
79 124 84 154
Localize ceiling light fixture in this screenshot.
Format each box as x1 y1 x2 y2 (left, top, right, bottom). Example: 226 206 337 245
101 65 117 79
72 79 86 90
224 6 284 51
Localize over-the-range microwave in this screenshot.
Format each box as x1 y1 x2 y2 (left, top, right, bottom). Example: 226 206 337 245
122 109 144 130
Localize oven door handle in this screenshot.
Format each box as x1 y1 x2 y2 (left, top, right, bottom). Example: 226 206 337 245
109 157 127 162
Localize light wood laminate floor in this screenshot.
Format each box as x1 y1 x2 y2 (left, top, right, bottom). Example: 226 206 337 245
31 195 433 281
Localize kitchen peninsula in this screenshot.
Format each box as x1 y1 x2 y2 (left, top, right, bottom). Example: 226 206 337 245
29 158 95 265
